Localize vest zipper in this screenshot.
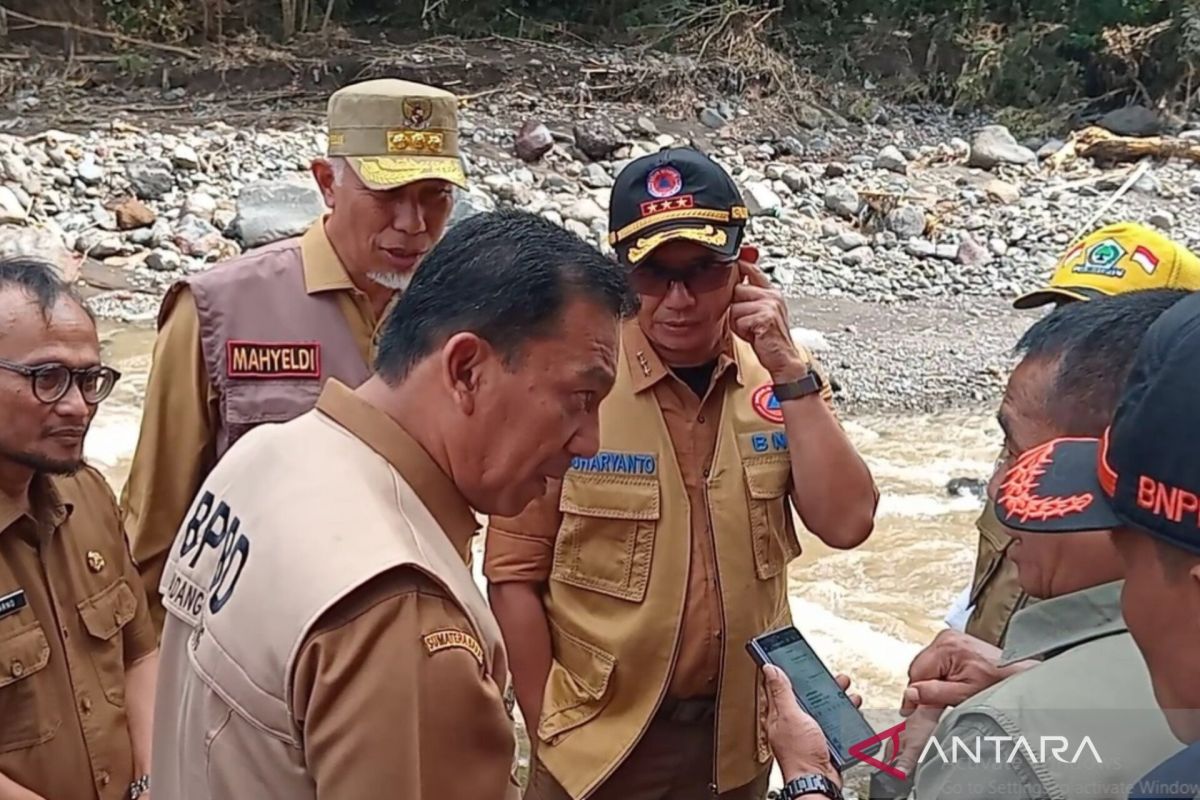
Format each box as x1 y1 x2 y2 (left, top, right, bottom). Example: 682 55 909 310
703 472 728 795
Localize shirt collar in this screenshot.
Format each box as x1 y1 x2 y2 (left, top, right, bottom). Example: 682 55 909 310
314 380 479 559
1130 740 1200 800
300 217 358 295
622 318 742 395
0 475 71 537
999 580 1127 666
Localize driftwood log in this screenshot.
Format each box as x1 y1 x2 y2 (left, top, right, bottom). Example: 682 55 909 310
1047 126 1200 170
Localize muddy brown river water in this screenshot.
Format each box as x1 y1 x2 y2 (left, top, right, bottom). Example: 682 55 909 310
89 320 1001 782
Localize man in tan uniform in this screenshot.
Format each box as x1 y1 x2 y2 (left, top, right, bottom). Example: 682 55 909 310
120 78 467 632
964 222 1200 646
484 149 879 800
151 210 632 800
0 258 158 800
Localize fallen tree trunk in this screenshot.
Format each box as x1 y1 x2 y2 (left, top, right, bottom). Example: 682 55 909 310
1047 126 1200 170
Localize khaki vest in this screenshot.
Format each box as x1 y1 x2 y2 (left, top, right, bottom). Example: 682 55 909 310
915 631 1181 800
161 235 371 459
536 337 798 798
151 407 513 800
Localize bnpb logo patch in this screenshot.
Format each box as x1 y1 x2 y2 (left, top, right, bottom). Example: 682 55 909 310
751 384 784 423
646 166 683 199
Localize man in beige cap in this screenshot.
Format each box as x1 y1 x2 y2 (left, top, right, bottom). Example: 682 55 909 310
120 78 466 633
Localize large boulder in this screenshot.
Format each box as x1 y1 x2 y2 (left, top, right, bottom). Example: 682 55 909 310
967 126 1036 169
230 179 325 249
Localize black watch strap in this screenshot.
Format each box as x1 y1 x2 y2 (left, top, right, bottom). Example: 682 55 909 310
782 773 842 800
773 370 824 401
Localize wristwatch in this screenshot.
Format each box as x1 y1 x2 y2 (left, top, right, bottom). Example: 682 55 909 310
772 370 824 401
782 773 842 800
129 774 150 799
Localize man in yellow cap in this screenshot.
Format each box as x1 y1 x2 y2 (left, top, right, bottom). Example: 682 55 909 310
963 221 1200 646
120 78 467 632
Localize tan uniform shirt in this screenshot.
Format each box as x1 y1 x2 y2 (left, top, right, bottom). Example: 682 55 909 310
486 324 833 699
0 467 157 800
120 222 382 633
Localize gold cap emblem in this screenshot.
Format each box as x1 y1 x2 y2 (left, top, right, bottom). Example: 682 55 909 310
402 97 433 130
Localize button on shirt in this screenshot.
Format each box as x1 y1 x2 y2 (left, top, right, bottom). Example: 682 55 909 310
0 467 157 800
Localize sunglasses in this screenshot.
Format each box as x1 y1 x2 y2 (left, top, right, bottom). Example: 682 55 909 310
629 256 738 296
0 358 121 405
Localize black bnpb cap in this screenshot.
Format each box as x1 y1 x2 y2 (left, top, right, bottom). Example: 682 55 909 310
996 290 1200 556
608 148 750 266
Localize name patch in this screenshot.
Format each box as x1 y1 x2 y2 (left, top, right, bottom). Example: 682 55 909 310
570 451 658 476
0 589 27 620
741 431 789 454
423 629 484 666
226 341 321 379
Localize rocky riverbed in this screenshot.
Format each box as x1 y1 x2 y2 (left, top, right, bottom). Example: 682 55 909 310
2 77 1197 413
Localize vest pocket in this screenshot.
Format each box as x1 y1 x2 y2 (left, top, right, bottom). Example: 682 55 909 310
744 458 801 580
78 579 138 707
969 500 1012 605
537 621 617 745
552 473 659 603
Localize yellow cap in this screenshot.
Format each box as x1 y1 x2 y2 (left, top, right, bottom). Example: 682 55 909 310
325 78 467 191
1013 222 1200 309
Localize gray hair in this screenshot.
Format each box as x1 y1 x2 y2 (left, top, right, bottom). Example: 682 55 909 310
328 155 349 186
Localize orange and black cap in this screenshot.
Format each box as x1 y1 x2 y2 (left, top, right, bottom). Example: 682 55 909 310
996 290 1200 556
608 148 749 267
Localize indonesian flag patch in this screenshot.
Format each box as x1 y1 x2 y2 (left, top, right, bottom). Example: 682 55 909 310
1132 245 1160 275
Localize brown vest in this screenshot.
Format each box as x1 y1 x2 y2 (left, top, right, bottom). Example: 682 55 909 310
159 233 371 459
536 335 797 798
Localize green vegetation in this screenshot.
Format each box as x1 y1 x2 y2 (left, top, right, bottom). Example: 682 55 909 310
6 0 1200 111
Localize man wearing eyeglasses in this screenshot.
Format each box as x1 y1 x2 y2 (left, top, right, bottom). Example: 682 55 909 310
484 148 879 800
0 258 158 800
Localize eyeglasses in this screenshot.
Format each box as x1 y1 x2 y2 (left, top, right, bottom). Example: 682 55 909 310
0 358 121 405
629 256 737 297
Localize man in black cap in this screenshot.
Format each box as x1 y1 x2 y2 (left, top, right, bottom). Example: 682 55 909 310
990 289 1200 799
484 147 879 799
988 289 1200 800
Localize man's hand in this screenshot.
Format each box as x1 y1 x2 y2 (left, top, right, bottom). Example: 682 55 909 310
763 664 844 786
729 248 809 384
902 629 1036 715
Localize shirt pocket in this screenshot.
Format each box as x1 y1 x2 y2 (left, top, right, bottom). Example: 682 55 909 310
744 457 801 580
0 621 59 753
551 473 659 603
77 579 138 708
